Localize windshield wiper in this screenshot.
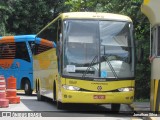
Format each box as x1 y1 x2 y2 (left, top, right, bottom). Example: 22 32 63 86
82 55 98 79
103 55 119 79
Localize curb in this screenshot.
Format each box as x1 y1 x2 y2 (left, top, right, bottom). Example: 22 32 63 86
147 117 157 120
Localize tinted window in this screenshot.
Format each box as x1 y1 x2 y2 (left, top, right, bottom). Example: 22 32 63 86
0 42 16 59
0 42 30 62
15 42 30 62
34 43 53 55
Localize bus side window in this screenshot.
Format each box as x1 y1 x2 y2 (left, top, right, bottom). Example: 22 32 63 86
34 43 52 55
157 26 160 56
15 42 30 62
58 20 62 41
0 43 16 59
28 41 35 54
34 43 38 55
56 20 62 74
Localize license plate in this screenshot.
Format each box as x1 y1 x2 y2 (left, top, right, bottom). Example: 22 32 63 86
93 95 105 99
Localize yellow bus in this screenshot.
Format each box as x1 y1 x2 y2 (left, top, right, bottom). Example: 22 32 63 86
34 12 135 112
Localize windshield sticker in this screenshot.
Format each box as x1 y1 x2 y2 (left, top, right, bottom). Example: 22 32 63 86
101 71 107 78
66 65 76 72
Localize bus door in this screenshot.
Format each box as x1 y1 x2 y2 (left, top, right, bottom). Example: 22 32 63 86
15 42 33 90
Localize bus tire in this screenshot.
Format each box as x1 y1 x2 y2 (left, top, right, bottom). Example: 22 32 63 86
111 104 120 113
53 82 56 103
57 101 63 109
24 80 32 95
37 80 45 101
35 79 38 93
37 90 45 101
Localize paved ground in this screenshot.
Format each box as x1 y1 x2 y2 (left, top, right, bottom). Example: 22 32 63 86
0 91 159 120
131 102 150 111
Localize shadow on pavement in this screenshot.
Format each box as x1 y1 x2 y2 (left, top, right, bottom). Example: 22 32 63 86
20 96 134 117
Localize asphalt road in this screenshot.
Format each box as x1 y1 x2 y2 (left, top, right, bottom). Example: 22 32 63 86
0 91 155 120
0 92 133 111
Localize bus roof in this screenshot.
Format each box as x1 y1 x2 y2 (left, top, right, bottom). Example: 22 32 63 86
35 37 56 48
0 35 36 43
60 12 132 22
0 34 56 48
36 12 132 36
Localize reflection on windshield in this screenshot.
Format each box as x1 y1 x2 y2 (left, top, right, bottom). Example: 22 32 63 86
63 20 134 79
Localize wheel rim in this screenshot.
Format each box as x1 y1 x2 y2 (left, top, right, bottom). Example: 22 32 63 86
25 83 28 91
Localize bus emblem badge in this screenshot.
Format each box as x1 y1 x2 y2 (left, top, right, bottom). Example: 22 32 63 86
97 86 102 91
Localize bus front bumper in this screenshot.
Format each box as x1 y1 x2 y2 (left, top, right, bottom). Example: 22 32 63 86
59 90 134 104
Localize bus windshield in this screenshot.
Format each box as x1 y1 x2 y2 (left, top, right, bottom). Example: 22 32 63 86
63 20 134 79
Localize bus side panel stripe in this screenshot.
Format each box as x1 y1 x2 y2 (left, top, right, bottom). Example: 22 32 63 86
0 36 14 43
154 79 157 111
155 80 160 112
40 39 54 47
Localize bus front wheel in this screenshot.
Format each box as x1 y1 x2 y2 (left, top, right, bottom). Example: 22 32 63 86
53 82 56 103
24 80 32 95
111 104 121 112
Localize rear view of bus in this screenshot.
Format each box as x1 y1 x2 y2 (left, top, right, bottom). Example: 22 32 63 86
36 12 135 112
0 35 35 95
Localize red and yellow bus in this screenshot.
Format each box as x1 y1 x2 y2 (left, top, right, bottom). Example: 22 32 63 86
34 12 135 112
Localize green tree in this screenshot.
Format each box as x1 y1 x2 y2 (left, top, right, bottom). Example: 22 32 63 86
0 0 14 36
0 0 66 35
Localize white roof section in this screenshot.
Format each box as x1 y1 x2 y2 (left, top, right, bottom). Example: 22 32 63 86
61 12 132 22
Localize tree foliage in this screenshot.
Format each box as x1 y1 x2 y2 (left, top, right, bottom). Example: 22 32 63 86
0 0 151 99
0 0 14 35
0 0 66 35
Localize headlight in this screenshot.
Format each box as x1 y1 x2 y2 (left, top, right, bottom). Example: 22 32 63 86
62 85 80 91
118 88 134 92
